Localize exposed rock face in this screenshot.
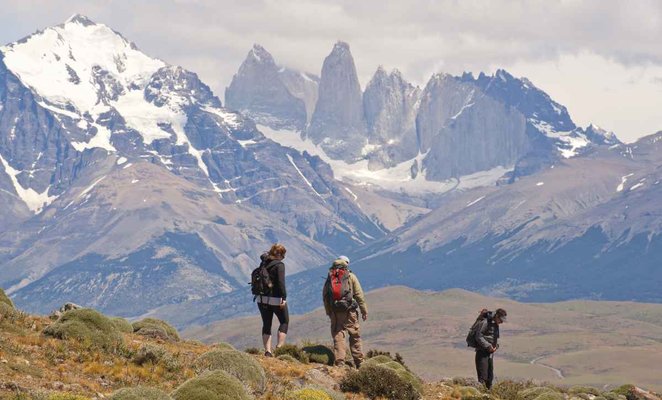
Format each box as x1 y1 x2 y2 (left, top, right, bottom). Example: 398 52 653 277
225 45 307 130
277 68 319 126
363 67 420 168
307 42 367 160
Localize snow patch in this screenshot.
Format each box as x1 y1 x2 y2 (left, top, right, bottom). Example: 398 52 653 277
287 154 323 199
536 182 544 186
466 196 485 207
617 173 634 192
116 157 128 165
0 154 58 213
77 176 106 199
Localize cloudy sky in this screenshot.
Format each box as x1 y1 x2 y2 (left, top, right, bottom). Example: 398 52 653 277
1 0 660 142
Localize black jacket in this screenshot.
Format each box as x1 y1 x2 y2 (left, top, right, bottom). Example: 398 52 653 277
261 255 286 300
475 318 499 351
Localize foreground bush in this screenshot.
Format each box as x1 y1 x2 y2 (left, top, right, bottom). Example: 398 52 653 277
109 386 173 400
43 308 124 350
274 344 309 363
133 344 167 365
0 288 13 308
110 317 134 333
132 318 180 341
303 344 335 366
341 364 420 400
284 388 333 400
212 342 236 351
519 387 563 400
47 394 90 400
171 370 251 400
277 354 298 363
362 354 423 393
193 349 266 393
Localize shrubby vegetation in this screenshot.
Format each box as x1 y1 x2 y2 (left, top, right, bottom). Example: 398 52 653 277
274 344 310 363
170 370 251 400
109 386 173 400
110 317 134 333
341 363 421 400
132 318 180 341
42 308 124 351
193 349 266 393
284 388 333 400
303 344 335 366
0 287 14 308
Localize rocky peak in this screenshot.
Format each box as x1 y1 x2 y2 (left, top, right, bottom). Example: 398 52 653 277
63 14 97 27
307 41 367 160
225 44 306 129
584 123 620 146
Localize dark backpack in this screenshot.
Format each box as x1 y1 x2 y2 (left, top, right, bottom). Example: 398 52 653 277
466 309 492 348
325 267 355 310
251 258 275 298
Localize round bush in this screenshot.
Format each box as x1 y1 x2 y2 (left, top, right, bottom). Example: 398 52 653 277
212 342 236 351
362 354 422 393
193 349 266 393
132 318 180 341
133 344 167 366
0 302 20 319
303 344 335 366
518 387 559 400
111 317 134 333
43 308 124 350
171 370 251 400
341 364 420 400
48 394 90 400
285 388 332 400
274 344 309 363
277 354 298 363
533 392 565 400
0 288 13 308
109 386 173 400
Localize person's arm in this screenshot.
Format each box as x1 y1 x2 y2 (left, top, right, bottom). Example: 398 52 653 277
277 262 286 300
474 320 492 351
351 274 368 317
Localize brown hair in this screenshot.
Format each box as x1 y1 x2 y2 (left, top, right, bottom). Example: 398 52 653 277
268 243 287 260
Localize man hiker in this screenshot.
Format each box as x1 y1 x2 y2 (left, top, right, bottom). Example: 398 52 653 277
322 255 368 368
473 308 507 389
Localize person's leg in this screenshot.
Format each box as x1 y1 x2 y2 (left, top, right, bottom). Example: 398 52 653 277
475 350 490 387
258 304 274 354
274 304 289 348
487 354 494 389
331 310 347 365
346 309 364 368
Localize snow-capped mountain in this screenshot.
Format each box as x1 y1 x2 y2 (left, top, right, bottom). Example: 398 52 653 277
0 15 382 317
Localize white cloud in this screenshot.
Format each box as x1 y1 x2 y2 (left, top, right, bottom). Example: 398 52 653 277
0 0 660 141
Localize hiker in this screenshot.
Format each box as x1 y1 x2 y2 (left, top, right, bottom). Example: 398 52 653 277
253 243 289 357
322 255 368 368
472 308 507 389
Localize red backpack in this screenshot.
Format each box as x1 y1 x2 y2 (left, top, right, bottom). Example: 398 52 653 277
326 267 354 310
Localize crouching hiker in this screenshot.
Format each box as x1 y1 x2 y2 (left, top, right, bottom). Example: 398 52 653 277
466 308 508 389
251 244 289 357
322 256 368 368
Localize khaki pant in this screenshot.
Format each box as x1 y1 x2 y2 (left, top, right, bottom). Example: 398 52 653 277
330 308 363 365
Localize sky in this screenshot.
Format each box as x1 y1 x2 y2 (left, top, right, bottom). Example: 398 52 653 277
0 0 661 143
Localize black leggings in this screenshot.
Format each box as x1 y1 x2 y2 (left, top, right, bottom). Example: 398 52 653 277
258 303 289 335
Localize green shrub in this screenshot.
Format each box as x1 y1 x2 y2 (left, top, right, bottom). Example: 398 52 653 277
569 386 602 396
455 386 481 397
518 387 559 400
284 388 333 400
0 302 20 320
132 318 180 341
340 364 420 400
532 392 565 400
274 344 309 363
193 349 266 393
109 386 173 400
42 308 124 350
0 288 13 308
277 354 298 363
611 385 646 400
111 317 134 333
244 347 261 355
361 354 422 393
47 394 90 400
602 393 626 400
171 370 251 400
490 380 536 400
133 344 167 366
303 344 335 366
212 342 236 351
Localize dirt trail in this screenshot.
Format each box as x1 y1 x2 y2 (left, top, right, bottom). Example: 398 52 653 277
530 356 564 379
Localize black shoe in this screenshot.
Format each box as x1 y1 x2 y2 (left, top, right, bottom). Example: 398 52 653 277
265 351 273 357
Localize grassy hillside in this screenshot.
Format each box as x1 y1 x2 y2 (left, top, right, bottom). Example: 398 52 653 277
185 287 662 391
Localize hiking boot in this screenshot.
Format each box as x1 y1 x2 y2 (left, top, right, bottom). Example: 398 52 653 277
264 351 273 358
